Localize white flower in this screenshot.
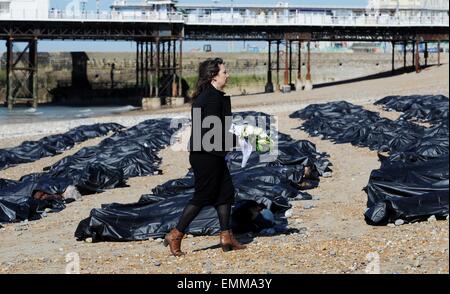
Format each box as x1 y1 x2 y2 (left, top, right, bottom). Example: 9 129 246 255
230 123 244 136
259 132 268 139
245 125 255 136
257 137 270 147
253 127 263 136
241 127 248 138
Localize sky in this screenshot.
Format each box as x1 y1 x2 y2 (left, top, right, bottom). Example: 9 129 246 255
1 0 369 53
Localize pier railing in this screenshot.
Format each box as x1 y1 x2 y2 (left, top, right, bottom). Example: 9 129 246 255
184 13 449 27
1 9 184 22
48 10 185 22
1 8 448 27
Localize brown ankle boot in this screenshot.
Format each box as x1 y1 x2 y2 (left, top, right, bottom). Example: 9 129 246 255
163 228 185 256
220 230 247 252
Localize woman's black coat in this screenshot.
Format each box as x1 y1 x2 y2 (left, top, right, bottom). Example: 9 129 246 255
188 83 238 157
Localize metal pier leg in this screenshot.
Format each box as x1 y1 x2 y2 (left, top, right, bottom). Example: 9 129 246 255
276 40 280 92
30 38 38 108
167 40 171 78
173 39 176 71
167 40 171 97
145 42 149 96
172 39 177 97
437 41 441 66
150 41 154 97
412 40 415 68
162 41 167 98
283 39 289 90
415 39 420 73
304 41 313 91
264 40 273 93
5 38 39 109
289 40 293 90
6 38 13 110
140 42 144 88
178 38 183 98
136 41 140 87
403 40 407 69
391 41 395 73
155 38 160 98
162 41 166 76
296 41 303 91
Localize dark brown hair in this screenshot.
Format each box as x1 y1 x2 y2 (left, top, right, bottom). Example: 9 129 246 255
190 58 224 103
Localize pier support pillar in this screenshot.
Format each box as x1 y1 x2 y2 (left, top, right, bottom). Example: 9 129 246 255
415 39 421 73
437 41 441 66
5 37 39 110
145 42 149 96
155 38 160 98
172 39 177 97
178 38 183 98
136 41 140 87
304 41 313 91
296 41 303 91
276 40 280 92
403 40 407 69
282 38 290 93
289 40 294 90
424 42 428 67
162 41 166 76
391 41 395 72
30 38 38 109
6 38 12 110
167 40 171 76
140 42 144 88
142 97 161 110
264 40 274 93
149 41 154 97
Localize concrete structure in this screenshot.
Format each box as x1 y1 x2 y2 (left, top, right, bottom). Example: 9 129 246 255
368 0 449 10
181 2 448 26
0 0 49 19
110 0 178 20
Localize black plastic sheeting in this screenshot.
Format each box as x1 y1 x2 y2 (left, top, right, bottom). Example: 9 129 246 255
0 123 124 171
0 119 184 223
374 94 449 124
290 97 449 225
364 153 448 225
43 118 185 194
290 101 428 154
0 175 69 222
74 112 332 242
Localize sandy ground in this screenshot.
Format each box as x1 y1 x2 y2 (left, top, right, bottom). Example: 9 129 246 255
0 62 448 274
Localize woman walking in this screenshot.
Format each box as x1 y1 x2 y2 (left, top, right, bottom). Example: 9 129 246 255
164 58 246 256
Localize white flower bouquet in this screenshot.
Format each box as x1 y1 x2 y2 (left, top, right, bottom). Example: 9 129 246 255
229 123 274 167
239 125 273 153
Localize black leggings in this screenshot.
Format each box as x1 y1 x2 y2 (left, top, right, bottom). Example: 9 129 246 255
175 203 232 233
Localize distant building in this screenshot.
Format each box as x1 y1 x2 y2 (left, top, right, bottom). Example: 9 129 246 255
246 46 260 53
367 0 449 10
351 42 383 53
203 44 211 52
110 0 178 18
365 0 449 28
0 0 49 19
